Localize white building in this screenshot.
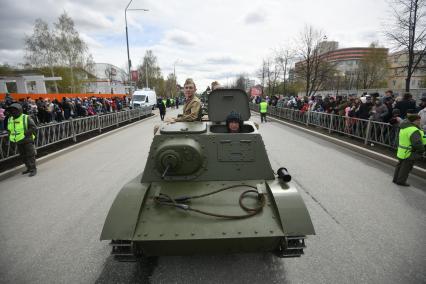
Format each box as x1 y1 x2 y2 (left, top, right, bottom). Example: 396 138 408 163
0 74 62 94
83 63 130 95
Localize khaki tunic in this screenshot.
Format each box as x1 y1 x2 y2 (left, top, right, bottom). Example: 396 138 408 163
175 96 201 122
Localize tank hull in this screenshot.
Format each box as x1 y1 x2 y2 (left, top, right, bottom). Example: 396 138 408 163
101 178 314 257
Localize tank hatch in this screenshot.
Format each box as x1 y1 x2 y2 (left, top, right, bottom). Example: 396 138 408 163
160 122 207 134
208 89 250 122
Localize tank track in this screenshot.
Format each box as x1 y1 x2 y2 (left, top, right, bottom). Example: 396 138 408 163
275 236 306 258
110 240 143 262
110 236 307 260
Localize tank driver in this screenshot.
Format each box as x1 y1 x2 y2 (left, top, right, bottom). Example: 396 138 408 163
226 111 243 133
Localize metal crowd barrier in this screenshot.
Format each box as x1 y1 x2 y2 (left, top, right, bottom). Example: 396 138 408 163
0 107 152 162
250 103 399 149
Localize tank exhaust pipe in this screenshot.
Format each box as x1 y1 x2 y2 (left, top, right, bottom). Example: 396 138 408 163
277 167 291 182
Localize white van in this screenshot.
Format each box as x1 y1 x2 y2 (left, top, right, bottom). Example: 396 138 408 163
131 88 157 109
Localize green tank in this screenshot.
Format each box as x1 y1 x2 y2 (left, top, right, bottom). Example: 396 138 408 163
100 88 315 260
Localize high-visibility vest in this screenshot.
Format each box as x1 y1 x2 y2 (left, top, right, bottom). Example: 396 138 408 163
162 100 166 106
397 126 425 159
259 101 268 113
7 114 35 143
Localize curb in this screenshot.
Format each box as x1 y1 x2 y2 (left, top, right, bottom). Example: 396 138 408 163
0 113 157 182
259 114 426 179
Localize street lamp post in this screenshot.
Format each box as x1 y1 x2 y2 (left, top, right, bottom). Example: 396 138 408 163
173 59 180 98
125 0 148 92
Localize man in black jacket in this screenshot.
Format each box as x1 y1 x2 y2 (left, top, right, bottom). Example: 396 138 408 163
395 93 416 119
357 95 373 119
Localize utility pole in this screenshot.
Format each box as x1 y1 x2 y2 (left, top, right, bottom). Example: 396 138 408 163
125 0 148 92
173 59 180 98
145 62 149 89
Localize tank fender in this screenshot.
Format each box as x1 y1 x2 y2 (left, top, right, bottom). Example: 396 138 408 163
100 174 151 240
266 180 315 236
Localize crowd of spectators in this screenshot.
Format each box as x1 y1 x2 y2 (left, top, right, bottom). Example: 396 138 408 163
0 94 130 132
253 90 426 131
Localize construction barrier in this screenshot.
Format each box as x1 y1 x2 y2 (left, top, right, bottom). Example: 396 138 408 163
0 93 128 101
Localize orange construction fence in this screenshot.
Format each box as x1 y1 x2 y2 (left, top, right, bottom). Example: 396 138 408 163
0 93 128 101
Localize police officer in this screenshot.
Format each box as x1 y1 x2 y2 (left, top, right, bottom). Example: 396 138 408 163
393 114 426 186
7 103 38 177
259 98 268 123
158 98 166 121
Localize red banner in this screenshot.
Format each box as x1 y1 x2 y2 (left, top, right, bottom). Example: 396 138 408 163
131 70 138 81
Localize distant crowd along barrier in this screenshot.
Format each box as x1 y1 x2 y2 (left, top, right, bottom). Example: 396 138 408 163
0 93 128 101
249 103 400 149
0 106 152 163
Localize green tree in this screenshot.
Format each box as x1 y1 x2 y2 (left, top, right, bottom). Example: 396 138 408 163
165 73 177 97
137 50 163 91
0 64 15 76
25 19 59 93
54 12 89 93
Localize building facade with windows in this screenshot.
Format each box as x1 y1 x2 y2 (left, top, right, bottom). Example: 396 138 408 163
388 51 426 90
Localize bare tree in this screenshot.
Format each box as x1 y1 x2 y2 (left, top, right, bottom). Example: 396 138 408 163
275 48 294 95
25 19 59 93
233 74 248 90
267 61 280 96
256 59 268 94
105 65 116 83
295 25 336 97
357 43 389 89
257 59 280 97
386 0 426 91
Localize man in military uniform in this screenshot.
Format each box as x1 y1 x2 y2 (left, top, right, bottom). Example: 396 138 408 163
7 103 38 176
167 78 201 123
393 114 426 186
259 98 268 123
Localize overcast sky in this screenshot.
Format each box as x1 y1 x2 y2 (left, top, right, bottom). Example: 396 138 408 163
0 0 393 90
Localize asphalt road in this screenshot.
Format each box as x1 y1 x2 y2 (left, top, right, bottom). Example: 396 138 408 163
0 109 425 284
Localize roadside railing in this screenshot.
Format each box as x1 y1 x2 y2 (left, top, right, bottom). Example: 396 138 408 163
0 107 152 162
250 103 399 149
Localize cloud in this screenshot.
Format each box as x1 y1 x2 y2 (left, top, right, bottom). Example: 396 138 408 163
163 29 196 46
0 49 25 65
244 11 266 25
0 0 394 89
205 56 239 65
80 33 103 49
